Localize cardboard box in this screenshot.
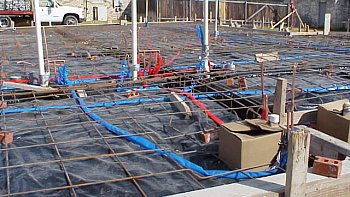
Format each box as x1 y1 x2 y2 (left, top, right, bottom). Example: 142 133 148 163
317 99 350 143
219 121 282 171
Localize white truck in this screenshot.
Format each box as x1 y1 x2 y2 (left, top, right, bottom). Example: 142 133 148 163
0 0 85 28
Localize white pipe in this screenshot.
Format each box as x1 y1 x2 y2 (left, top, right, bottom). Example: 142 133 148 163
34 0 46 86
132 0 139 80
214 0 219 39
203 0 210 72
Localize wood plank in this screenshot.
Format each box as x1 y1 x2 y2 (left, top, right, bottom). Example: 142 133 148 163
246 5 267 21
306 173 350 197
77 90 87 98
271 10 295 29
169 92 192 116
169 159 350 197
295 9 304 28
273 78 287 125
298 126 350 157
285 129 311 197
2 81 58 92
255 52 279 63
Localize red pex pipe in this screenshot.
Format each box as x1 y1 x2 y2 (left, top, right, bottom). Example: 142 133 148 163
7 79 30 83
169 89 225 125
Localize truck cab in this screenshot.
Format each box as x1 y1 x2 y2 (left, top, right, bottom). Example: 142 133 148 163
38 0 85 25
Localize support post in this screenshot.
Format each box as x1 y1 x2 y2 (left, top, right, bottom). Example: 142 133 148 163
34 0 47 86
157 0 159 22
132 0 139 80
287 3 290 27
203 0 210 73
285 129 310 197
324 13 331 35
214 0 219 39
244 1 248 24
145 0 148 23
273 78 287 125
189 0 192 21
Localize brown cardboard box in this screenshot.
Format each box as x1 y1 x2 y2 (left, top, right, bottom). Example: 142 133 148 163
317 99 350 143
219 121 282 171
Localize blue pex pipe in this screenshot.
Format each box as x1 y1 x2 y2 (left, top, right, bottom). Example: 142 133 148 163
116 86 161 92
235 84 350 95
4 83 350 115
220 33 350 54
0 91 219 115
71 90 287 179
1 86 16 91
55 64 101 86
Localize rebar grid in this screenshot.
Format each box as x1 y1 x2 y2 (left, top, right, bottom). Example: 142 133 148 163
0 22 350 196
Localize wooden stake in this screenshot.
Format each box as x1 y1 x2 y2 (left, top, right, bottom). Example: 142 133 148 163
285 129 310 197
273 78 287 125
291 64 297 130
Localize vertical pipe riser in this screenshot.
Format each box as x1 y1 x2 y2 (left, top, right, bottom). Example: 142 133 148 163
132 0 139 81
203 0 210 73
34 0 46 86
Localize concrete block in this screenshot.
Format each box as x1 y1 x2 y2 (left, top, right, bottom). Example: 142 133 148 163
226 78 234 87
0 101 7 109
0 132 13 145
313 156 342 178
200 130 219 144
238 77 248 90
126 90 140 98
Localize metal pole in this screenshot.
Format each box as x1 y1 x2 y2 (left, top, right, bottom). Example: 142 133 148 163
157 0 159 22
34 0 46 86
132 0 139 80
214 0 219 39
244 1 248 24
145 0 148 23
203 0 210 73
189 0 192 21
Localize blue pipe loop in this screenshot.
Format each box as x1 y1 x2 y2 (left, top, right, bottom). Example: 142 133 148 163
236 89 274 95
55 64 100 86
71 90 287 179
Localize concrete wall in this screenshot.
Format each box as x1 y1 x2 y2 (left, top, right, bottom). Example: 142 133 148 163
286 0 350 29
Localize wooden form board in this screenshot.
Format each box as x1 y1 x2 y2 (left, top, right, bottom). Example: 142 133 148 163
169 161 350 197
255 52 279 63
2 81 57 92
273 78 287 125
169 92 192 116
